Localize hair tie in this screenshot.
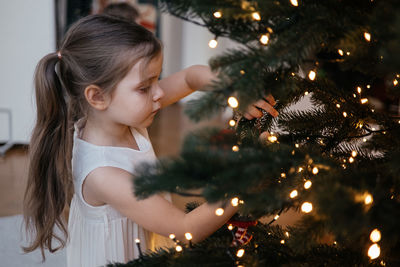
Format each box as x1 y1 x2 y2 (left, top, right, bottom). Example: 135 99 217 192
57 51 62 60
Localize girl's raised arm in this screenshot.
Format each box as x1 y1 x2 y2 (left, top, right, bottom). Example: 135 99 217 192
83 165 238 243
159 65 278 118
158 65 215 108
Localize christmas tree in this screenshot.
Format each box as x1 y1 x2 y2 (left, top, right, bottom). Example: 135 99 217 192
112 0 400 265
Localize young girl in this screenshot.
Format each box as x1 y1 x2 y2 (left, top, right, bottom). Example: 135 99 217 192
23 14 278 266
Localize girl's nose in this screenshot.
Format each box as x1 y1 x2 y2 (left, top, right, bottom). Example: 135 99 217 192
153 84 164 102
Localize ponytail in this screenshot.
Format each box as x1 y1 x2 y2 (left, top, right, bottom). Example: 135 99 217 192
23 52 74 260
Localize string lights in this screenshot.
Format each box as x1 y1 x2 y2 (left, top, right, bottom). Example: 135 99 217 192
228 96 239 108
304 180 312 189
301 202 313 213
308 70 316 81
364 32 371 42
213 11 222 18
215 208 225 216
260 34 269 45
252 12 261 21
290 0 299 6
290 189 298 198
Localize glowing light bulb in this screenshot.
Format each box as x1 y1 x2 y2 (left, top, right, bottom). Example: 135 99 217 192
346 51 351 55
236 248 245 257
338 49 344 56
336 104 341 108
363 138 367 142
281 173 286 178
252 12 261 20
215 208 224 216
229 119 236 127
185 232 193 240
295 144 299 148
357 87 362 94
260 34 269 45
361 98 368 104
301 202 313 213
231 197 239 206
285 231 290 237
290 189 298 198
280 239 285 244
208 39 218 48
176 245 183 252
312 167 319 174
349 157 354 163
298 167 303 173
232 145 239 152
268 135 278 143
304 91 309 95
169 234 175 240
240 70 245 75
351 151 357 157
370 229 381 243
343 112 348 117
364 32 371 42
290 0 299 6
135 238 140 243
365 194 373 205
304 180 312 189
368 244 380 259
367 84 371 88
228 224 234 230
394 79 398 86
228 96 239 108
308 70 316 81
274 214 280 220
213 11 222 18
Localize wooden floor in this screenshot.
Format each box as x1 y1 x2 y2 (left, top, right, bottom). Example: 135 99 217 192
0 103 300 226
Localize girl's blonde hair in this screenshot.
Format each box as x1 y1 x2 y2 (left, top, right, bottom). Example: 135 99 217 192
23 14 161 260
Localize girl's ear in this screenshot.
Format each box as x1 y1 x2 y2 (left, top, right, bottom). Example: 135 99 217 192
84 85 110 110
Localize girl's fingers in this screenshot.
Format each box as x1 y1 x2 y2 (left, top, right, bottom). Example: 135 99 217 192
264 94 276 106
244 105 263 120
254 99 279 117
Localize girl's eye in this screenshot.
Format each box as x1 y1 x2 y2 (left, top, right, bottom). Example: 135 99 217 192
139 87 150 93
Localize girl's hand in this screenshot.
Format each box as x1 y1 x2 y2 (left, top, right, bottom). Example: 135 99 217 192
243 94 278 120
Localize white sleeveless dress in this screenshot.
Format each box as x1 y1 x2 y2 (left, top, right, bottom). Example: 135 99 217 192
66 121 170 267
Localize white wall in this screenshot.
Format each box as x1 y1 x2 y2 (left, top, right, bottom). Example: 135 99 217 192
0 0 55 144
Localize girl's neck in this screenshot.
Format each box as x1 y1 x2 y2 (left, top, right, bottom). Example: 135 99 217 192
80 117 139 150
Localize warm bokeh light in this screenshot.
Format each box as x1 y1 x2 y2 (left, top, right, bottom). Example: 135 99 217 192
370 229 381 243
365 194 373 205
368 244 380 259
185 232 193 240
176 245 183 252
312 167 319 174
208 39 218 48
215 208 224 216
301 202 313 213
236 248 245 257
252 12 261 21
361 98 368 104
232 145 239 152
228 96 239 108
290 0 299 6
213 11 222 18
304 180 312 189
308 70 316 80
364 32 371 42
231 197 239 206
260 34 269 45
290 189 298 198
229 119 236 127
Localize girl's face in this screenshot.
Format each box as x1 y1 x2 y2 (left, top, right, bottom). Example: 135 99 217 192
106 54 164 129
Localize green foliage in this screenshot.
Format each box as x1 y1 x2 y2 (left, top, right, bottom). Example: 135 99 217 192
125 0 400 265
